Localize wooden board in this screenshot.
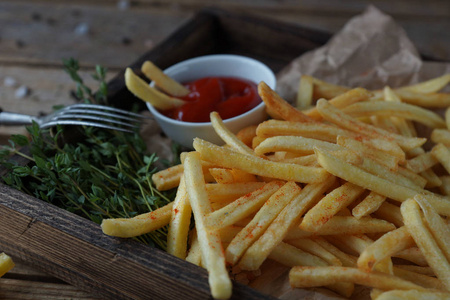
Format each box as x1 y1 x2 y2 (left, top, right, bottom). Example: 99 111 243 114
0 8 333 299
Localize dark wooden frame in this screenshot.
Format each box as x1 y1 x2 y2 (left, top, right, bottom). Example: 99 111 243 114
0 7 332 299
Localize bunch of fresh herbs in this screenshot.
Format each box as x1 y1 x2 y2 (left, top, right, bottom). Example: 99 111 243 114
0 58 178 250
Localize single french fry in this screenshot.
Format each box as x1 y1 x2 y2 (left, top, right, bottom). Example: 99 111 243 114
352 192 386 219
401 199 450 291
394 89 450 107
432 143 450 174
439 176 450 196
431 129 450 147
300 182 365 232
406 151 439 174
290 216 395 238
316 98 426 151
167 175 191 259
225 181 302 265
186 229 202 266
311 77 351 99
393 267 446 291
373 201 404 227
315 148 450 217
399 74 450 94
394 265 435 277
296 75 314 109
256 119 358 143
254 135 343 157
414 195 450 262
206 181 285 230
377 289 450 300
101 202 173 238
0 252 15 277
194 138 330 184
152 164 184 191
238 177 336 271
446 107 450 130
343 101 446 128
124 68 185 110
210 111 255 156
236 125 258 148
289 266 426 291
357 226 414 272
141 61 190 97
395 247 429 267
304 87 371 120
183 152 232 299
258 81 314 123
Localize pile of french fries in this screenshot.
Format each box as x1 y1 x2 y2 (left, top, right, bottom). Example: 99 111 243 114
104 71 450 300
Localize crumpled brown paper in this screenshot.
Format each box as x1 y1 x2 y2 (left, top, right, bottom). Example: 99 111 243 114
276 5 450 105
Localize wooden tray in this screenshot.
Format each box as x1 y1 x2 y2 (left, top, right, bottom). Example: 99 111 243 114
0 8 332 300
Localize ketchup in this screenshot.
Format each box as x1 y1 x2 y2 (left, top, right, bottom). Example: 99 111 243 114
162 77 261 122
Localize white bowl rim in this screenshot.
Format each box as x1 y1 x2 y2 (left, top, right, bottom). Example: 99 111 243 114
146 54 276 127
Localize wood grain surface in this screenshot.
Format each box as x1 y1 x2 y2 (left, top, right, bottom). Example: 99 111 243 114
0 1 448 299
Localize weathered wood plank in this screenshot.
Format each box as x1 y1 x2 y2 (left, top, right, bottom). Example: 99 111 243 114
0 0 448 70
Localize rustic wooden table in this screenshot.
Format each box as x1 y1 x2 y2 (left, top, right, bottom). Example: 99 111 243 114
0 0 448 299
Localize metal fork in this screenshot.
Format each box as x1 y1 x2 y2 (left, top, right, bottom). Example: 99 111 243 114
0 104 150 133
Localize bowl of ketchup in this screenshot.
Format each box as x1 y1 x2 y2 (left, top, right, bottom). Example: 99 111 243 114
147 54 276 148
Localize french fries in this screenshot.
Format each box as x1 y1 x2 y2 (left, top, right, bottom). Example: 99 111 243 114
105 74 450 299
0 252 15 277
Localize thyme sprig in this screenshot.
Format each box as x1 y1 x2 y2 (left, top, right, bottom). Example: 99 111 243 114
0 59 178 250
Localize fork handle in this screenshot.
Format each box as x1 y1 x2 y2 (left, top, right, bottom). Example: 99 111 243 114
0 109 35 126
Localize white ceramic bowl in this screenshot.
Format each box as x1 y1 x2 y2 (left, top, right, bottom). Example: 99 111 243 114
146 54 276 148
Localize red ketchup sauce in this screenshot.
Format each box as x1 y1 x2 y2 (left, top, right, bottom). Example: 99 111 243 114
162 77 261 122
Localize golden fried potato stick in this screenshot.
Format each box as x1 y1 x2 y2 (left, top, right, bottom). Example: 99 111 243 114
194 138 330 184
414 195 450 262
183 152 232 300
296 75 314 109
101 202 173 238
406 151 439 174
258 82 314 123
357 226 415 272
304 87 371 120
256 119 357 143
352 192 386 219
124 68 185 110
394 89 450 108
167 175 191 259
141 61 190 97
401 199 450 291
316 98 426 151
431 129 450 146
432 143 450 174
210 111 255 156
289 216 395 238
399 74 450 94
289 266 426 291
342 101 446 128
254 135 343 156
0 252 15 277
315 148 450 217
235 125 258 148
